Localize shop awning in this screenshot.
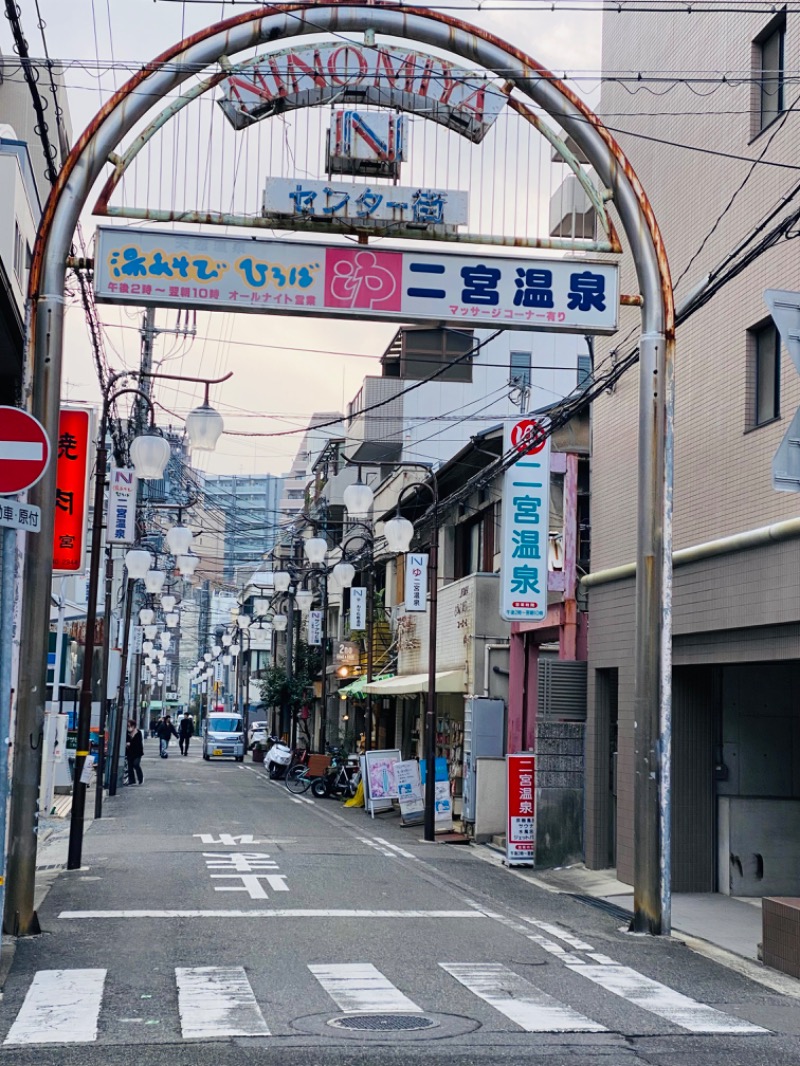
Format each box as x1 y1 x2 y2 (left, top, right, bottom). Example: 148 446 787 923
339 674 393 698
364 670 465 695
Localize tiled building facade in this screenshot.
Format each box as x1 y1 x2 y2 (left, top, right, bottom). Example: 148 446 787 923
587 6 800 894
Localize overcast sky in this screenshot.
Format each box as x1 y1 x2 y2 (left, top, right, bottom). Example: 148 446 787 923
2 1 603 476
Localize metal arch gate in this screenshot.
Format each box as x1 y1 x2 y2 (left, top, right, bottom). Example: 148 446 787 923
10 2 674 938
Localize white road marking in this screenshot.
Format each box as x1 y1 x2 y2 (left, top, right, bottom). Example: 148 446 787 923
310 964 422 1014
440 962 606 1033
194 834 261 845
176 967 270 1039
372 836 415 859
521 917 594 951
0 441 43 462
212 873 289 898
4 969 106 1045
359 837 396 857
526 934 585 964
565 961 769 1033
59 908 486 919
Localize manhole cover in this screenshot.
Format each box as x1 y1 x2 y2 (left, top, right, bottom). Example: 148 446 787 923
328 1014 438 1032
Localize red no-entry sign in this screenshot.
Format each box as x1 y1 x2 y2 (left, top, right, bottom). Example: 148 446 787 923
0 407 51 496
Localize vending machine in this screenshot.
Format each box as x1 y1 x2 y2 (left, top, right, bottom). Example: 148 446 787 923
462 698 505 824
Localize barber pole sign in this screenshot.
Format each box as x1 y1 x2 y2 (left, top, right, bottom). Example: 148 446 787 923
405 553 428 612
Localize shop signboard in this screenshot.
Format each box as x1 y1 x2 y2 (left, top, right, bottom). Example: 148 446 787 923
405 552 428 612
52 407 93 574
499 418 551 622
506 753 535 866
395 759 424 826
94 228 619 335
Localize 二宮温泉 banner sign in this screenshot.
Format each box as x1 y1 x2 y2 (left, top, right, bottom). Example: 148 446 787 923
94 228 619 335
499 418 551 622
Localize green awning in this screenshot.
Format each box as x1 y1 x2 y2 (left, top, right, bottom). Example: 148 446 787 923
339 674 394 698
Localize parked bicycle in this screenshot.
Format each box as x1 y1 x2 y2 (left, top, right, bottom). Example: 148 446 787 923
312 754 360 799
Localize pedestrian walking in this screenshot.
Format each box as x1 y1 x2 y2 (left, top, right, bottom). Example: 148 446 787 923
178 711 195 756
126 720 144 785
156 714 178 758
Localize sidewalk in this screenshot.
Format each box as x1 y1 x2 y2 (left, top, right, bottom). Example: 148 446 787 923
517 861 764 961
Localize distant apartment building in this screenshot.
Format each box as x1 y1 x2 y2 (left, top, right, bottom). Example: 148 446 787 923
203 473 284 581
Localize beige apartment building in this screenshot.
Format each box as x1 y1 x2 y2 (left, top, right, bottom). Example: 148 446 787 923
586 6 800 895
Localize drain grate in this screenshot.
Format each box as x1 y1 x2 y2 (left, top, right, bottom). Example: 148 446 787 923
571 893 632 923
329 1014 438 1032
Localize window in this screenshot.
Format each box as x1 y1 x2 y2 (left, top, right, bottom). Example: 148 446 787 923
752 321 780 426
577 353 592 387
756 15 786 132
454 505 496 579
510 350 531 388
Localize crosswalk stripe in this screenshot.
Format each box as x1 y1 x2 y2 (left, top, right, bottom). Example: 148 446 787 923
4 969 106 1045
440 962 607 1033
176 967 270 1039
565 962 768 1034
309 963 423 1013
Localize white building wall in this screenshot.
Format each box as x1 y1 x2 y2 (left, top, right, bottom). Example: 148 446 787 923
400 328 582 468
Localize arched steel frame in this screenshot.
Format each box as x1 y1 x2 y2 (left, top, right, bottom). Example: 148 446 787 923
10 2 674 939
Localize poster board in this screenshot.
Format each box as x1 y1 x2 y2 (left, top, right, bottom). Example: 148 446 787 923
395 760 424 826
419 757 453 832
363 749 402 818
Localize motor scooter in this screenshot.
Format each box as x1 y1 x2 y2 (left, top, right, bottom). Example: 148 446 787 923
264 737 292 779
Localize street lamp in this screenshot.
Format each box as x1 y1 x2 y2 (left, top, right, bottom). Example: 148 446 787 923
272 613 288 632
165 523 194 556
384 475 440 842
295 589 314 613
343 474 374 518
273 571 291 593
129 431 170 480
186 387 225 452
144 569 166 595
177 553 199 577
332 561 355 589
160 593 177 613
304 537 328 565
138 607 155 626
125 549 153 579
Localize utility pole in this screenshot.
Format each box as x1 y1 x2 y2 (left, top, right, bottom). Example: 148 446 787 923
108 578 134 796
94 546 115 818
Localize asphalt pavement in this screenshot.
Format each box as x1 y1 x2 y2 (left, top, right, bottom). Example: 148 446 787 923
0 738 799 1065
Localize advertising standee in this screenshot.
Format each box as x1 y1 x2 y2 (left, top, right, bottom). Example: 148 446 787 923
506 753 535 866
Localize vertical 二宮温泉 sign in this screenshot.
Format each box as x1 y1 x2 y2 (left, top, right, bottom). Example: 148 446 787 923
499 419 551 622
107 465 138 544
405 552 428 612
506 753 535 866
52 408 93 574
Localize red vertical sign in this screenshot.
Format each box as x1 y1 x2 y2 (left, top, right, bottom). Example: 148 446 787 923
52 408 92 573
506 753 536 866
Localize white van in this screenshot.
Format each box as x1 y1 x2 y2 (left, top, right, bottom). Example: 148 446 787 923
202 713 245 762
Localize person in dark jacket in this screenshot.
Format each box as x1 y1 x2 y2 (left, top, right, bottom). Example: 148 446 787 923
126 720 144 784
156 715 178 758
178 712 195 756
